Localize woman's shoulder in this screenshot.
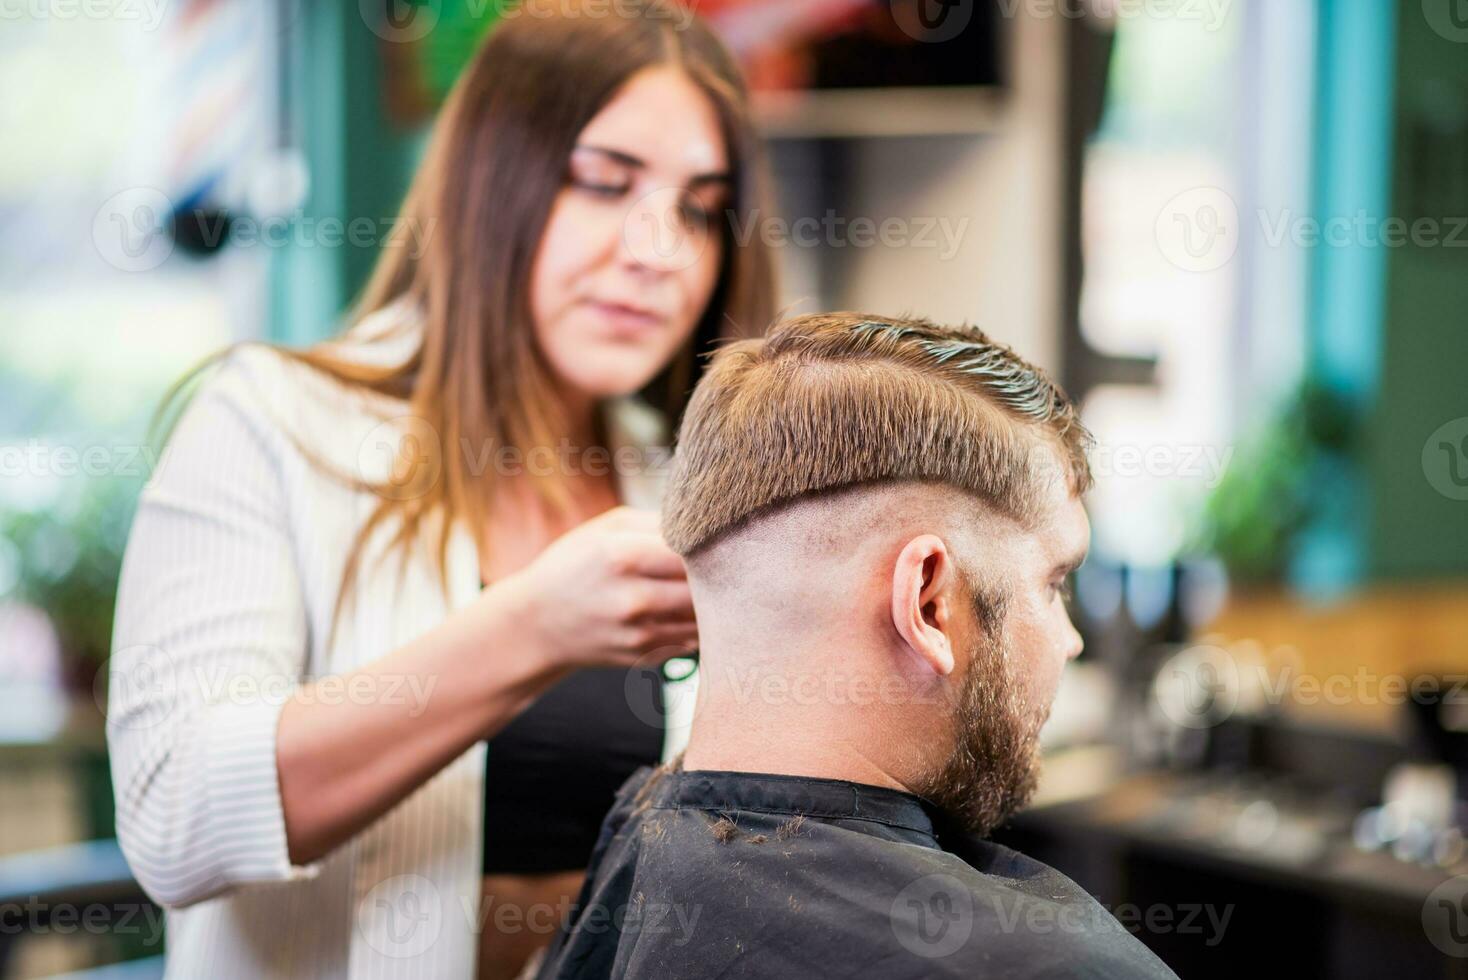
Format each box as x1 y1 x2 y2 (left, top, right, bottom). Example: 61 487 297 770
203 344 372 451
186 303 421 474
319 295 425 368
220 299 419 404
219 299 421 405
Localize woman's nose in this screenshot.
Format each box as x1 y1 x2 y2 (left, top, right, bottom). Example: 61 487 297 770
619 186 709 275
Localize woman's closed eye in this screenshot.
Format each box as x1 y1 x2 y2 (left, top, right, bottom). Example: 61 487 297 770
568 149 635 198
675 198 711 230
569 161 633 197
573 178 632 198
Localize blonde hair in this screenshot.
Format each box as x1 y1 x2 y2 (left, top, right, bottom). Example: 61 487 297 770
661 312 1092 558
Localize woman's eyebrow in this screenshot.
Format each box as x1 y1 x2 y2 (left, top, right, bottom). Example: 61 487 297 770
574 143 731 186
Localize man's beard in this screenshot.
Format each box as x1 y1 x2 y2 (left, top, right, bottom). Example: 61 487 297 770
914 604 1049 838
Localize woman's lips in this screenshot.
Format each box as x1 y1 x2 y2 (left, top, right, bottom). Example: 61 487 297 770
586 300 664 338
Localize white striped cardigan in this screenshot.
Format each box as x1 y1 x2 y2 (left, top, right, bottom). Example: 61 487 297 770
106 304 692 978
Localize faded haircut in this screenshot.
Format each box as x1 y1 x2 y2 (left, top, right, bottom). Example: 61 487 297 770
661 312 1093 559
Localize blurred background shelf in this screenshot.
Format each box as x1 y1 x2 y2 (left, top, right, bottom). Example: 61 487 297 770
752 86 1007 140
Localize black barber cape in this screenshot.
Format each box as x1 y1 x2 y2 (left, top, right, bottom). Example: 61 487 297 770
533 766 1178 979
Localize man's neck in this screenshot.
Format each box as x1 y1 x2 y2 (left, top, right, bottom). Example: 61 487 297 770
682 735 911 792
679 662 928 796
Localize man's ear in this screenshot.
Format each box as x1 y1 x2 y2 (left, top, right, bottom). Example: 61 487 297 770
890 534 959 677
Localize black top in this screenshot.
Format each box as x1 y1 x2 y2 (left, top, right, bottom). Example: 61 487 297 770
533 766 1180 979
481 578 665 874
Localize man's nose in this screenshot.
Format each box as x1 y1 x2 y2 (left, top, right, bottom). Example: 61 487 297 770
1064 620 1085 662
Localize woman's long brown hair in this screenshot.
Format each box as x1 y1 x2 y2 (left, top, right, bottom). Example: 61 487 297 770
149 0 777 653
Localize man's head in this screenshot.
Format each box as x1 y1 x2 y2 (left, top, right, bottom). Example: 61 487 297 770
663 312 1092 836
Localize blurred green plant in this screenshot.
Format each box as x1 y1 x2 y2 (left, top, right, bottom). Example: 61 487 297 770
0 475 141 675
1195 379 1360 583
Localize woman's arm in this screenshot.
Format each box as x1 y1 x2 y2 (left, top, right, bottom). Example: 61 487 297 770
108 361 329 908
274 573 567 867
276 503 698 866
108 355 696 906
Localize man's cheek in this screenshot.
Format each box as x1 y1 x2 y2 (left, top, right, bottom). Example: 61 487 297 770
1019 641 1065 711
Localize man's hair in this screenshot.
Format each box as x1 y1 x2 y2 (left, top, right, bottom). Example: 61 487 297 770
661 312 1093 558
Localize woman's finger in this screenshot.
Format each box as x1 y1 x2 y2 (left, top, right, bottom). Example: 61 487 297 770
616 619 698 654
630 579 694 621
636 625 700 658
592 505 662 533
631 630 698 663
617 533 689 579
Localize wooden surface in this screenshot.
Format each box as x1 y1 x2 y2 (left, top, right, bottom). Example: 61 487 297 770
1197 582 1468 733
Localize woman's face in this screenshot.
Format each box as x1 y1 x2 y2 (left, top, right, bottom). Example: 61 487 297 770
529 65 731 407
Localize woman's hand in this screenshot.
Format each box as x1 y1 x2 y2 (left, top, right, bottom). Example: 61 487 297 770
497 506 699 670
275 506 695 867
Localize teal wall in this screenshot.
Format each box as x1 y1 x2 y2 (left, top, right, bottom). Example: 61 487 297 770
1295 0 1396 595
1367 0 1468 579
1309 0 1394 400
270 6 422 345
1304 0 1468 585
